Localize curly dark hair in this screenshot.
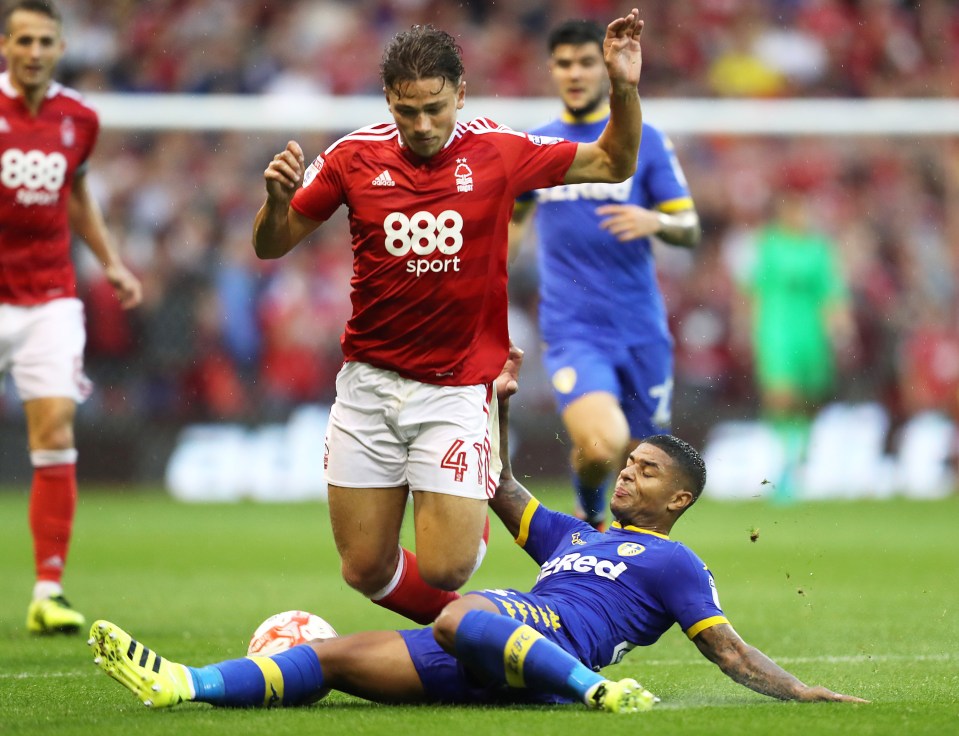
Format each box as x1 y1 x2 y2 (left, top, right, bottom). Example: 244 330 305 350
380 24 464 94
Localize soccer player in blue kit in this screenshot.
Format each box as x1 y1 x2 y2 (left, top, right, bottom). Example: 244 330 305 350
89 347 865 713
509 19 702 530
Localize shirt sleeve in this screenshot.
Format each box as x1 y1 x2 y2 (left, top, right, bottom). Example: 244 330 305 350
290 150 347 223
494 129 578 198
641 126 694 211
656 546 728 638
514 498 595 565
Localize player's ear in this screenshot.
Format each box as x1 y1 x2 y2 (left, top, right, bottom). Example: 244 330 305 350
667 489 693 513
456 79 466 109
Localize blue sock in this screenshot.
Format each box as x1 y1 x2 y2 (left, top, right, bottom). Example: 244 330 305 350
573 474 607 525
454 609 604 703
188 644 324 707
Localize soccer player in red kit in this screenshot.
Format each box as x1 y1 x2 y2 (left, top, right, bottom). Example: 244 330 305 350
253 9 645 625
0 0 142 634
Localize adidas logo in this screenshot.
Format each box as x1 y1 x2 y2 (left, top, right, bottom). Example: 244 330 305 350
126 637 164 674
372 170 395 187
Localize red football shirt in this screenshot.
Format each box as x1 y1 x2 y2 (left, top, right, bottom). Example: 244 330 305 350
291 118 577 386
0 72 99 305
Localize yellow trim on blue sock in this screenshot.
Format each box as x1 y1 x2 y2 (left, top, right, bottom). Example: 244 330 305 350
247 656 284 706
503 625 544 688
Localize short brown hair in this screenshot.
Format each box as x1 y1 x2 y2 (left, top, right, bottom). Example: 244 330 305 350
380 25 464 94
2 0 62 34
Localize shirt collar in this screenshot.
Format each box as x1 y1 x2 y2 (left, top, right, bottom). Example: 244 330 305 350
610 521 670 540
560 104 610 125
0 71 61 100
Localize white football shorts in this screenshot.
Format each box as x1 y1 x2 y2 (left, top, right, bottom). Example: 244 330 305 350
0 298 92 403
324 361 500 499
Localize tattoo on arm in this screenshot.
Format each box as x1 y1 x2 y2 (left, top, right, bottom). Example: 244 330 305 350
694 624 807 700
489 477 533 539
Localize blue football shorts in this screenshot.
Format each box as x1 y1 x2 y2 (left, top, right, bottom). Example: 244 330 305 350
399 627 569 705
542 337 674 438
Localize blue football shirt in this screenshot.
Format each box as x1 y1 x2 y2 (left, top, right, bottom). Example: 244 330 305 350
522 113 694 348
478 499 728 669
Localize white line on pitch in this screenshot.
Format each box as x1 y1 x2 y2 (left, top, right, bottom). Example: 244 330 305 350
640 652 955 667
2 652 954 680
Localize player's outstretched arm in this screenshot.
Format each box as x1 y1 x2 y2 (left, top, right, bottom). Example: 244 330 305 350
252 140 321 259
490 344 536 538
693 623 868 703
564 8 643 185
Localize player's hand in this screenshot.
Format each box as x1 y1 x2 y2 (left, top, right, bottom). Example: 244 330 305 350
104 262 143 309
604 8 643 88
596 204 661 241
264 140 306 204
495 342 524 402
798 685 869 703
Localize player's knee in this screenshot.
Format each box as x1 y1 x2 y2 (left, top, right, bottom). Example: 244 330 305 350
419 557 473 592
30 420 74 452
432 608 458 652
576 436 624 469
340 558 393 596
433 597 475 652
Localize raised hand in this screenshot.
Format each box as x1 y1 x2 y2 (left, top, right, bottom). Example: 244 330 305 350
263 140 306 205
604 8 644 89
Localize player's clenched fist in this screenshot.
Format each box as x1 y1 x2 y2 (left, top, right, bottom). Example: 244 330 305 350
263 140 306 202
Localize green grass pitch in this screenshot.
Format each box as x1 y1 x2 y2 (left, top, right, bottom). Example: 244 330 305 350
1 485 957 735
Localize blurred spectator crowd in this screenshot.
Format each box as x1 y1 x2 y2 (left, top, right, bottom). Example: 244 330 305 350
3 0 958 453
53 0 959 98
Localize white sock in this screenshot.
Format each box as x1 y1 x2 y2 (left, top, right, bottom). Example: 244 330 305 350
33 581 63 601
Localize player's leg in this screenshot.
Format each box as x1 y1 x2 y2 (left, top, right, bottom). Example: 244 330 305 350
365 379 495 623
15 299 92 634
757 339 814 502
545 341 628 529
561 392 629 528
433 594 655 713
620 340 675 497
89 620 428 708
324 361 458 622
327 483 408 594
410 492 489 589
328 484 471 625
23 397 85 633
363 493 490 624
761 384 809 503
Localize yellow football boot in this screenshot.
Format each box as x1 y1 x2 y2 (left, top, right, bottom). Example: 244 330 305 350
88 620 194 708
26 595 85 635
587 678 657 713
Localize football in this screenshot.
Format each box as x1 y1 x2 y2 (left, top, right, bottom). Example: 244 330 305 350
247 610 338 656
